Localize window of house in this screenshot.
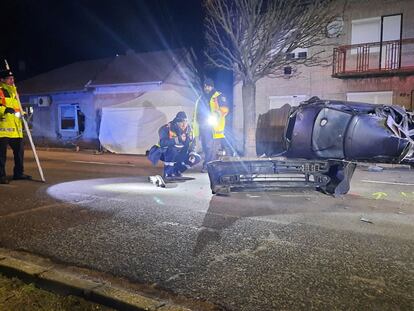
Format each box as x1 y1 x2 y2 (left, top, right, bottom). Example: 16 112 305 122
351 17 381 46
351 15 401 55
286 53 295 60
351 14 402 69
286 48 308 60
297 51 307 59
284 66 292 75
59 104 79 131
382 14 402 41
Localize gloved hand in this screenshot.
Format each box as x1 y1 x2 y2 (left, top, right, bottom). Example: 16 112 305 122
4 107 15 114
188 152 199 164
188 155 196 163
180 133 187 142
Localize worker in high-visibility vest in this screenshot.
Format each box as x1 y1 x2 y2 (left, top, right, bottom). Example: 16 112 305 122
148 111 201 179
193 78 229 172
0 69 32 184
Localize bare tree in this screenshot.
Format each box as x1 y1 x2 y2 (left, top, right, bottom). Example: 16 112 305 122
204 0 346 156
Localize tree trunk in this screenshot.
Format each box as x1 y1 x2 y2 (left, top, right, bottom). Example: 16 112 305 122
242 80 256 157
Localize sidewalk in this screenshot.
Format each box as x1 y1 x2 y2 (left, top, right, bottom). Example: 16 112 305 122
0 248 197 311
0 273 113 311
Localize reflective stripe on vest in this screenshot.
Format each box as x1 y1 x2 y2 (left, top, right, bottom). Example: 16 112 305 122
0 127 21 133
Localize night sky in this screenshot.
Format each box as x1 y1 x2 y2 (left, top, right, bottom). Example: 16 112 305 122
1 0 206 80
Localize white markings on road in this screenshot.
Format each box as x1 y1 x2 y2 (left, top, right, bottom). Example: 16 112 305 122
71 160 135 167
362 179 414 186
246 194 261 198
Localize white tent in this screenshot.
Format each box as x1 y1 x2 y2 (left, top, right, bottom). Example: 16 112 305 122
99 89 195 154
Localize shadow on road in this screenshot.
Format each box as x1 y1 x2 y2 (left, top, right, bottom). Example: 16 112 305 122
192 186 413 257
193 193 283 256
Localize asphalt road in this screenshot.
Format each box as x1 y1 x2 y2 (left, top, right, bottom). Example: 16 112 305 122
0 150 413 310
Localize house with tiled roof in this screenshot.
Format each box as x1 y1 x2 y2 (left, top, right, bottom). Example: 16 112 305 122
18 49 197 153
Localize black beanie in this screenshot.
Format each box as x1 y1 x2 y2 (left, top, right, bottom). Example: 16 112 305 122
203 78 214 87
174 111 187 122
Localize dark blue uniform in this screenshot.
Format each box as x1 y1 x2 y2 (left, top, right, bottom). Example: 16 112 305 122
148 112 201 178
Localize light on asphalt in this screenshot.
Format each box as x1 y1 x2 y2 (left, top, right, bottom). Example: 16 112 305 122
47 178 191 207
95 183 157 193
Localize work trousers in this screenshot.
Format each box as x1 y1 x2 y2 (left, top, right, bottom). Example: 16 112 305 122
163 145 200 177
199 126 217 169
0 137 25 178
199 126 232 169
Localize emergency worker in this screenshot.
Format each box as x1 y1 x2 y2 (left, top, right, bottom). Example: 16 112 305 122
193 78 229 172
0 69 31 184
148 111 201 179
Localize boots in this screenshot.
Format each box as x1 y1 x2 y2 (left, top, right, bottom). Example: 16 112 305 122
13 174 32 180
163 165 175 179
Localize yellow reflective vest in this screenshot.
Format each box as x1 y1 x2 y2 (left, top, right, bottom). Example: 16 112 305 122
0 82 23 138
193 91 229 139
209 91 228 139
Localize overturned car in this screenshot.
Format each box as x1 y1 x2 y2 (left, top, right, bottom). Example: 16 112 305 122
207 97 414 196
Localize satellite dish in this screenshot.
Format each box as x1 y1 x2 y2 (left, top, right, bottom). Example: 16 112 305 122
327 17 344 38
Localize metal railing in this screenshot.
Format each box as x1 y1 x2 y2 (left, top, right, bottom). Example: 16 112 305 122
333 38 414 78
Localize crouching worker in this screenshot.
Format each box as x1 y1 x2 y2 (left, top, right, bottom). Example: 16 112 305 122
148 111 201 180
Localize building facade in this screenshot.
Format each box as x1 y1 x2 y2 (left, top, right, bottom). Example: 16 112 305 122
17 49 197 152
232 0 414 151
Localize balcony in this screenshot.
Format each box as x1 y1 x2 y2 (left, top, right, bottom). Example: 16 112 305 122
332 38 414 78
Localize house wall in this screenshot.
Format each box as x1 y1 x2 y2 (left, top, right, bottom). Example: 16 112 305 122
232 0 414 150
30 77 197 150
32 91 97 148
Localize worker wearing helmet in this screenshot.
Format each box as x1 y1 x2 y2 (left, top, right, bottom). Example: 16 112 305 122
193 78 229 172
0 69 31 184
148 111 201 180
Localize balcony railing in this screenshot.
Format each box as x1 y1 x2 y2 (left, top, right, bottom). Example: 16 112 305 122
332 38 414 78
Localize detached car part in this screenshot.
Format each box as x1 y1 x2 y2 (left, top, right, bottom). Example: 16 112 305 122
207 158 356 196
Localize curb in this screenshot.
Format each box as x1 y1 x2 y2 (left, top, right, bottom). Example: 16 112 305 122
0 248 196 311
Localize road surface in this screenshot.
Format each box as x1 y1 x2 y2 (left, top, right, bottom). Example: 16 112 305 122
0 150 413 310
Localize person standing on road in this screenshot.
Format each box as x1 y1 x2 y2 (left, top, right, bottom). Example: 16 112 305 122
148 111 201 180
193 78 230 173
0 69 32 184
